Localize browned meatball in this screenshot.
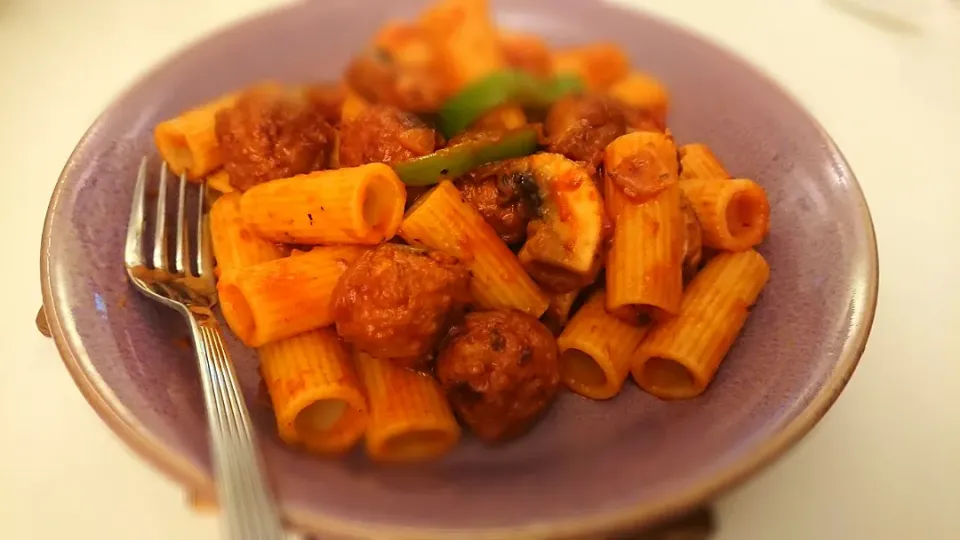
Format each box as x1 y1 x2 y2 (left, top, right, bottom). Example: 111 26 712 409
436 310 560 442
331 244 472 364
302 83 345 125
338 105 440 168
215 84 334 191
545 95 628 169
454 160 539 246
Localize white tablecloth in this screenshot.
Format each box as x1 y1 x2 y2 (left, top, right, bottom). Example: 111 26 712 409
3 0 958 538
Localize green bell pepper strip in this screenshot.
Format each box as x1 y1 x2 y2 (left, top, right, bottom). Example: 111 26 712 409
437 70 584 137
392 127 539 187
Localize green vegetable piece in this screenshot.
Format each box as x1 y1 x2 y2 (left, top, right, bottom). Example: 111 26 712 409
392 127 539 187
438 70 584 137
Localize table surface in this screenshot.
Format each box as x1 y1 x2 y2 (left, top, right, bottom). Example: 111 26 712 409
3 0 960 538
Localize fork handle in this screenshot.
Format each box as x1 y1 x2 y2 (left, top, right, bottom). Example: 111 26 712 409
188 310 286 540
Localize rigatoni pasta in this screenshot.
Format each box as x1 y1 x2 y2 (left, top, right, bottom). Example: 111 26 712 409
150 0 779 462
604 131 684 321
558 291 651 400
679 143 730 181
218 246 368 347
258 328 368 454
400 180 549 317
632 250 770 400
240 163 406 246
356 353 460 463
209 192 283 277
680 178 770 251
154 93 237 180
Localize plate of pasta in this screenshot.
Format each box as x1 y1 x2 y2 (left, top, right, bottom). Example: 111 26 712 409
40 0 878 538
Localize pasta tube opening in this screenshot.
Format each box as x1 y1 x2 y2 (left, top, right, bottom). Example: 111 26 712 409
155 131 194 175
296 399 348 434
259 328 369 454
357 352 461 463
218 283 256 344
680 178 770 252
360 171 405 239
557 290 650 400
636 356 698 399
240 164 405 246
154 93 237 179
218 246 368 347
560 348 609 393
725 184 768 245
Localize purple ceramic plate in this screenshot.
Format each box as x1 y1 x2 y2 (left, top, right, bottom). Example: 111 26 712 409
39 0 878 538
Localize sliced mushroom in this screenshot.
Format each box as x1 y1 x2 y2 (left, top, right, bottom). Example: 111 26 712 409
515 153 606 293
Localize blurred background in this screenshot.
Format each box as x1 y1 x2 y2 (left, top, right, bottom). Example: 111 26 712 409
2 0 958 539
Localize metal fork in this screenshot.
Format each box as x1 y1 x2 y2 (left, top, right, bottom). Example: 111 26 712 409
124 157 285 540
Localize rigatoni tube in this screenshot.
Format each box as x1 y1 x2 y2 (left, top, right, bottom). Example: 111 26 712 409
218 246 368 347
356 353 460 463
240 163 406 246
679 177 770 251
400 180 548 317
209 192 283 278
258 328 368 455
154 93 237 180
632 250 770 400
678 143 730 181
557 291 651 400
604 132 684 322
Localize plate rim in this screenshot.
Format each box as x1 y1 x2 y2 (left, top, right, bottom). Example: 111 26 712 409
39 1 879 538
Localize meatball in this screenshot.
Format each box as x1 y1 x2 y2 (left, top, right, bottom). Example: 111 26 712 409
302 83 345 125
338 105 440 168
454 160 539 246
215 84 334 191
436 310 560 442
331 244 472 364
545 95 628 170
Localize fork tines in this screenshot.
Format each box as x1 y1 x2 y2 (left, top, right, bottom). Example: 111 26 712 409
124 157 214 280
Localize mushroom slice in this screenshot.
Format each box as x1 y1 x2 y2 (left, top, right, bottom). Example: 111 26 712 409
516 153 605 292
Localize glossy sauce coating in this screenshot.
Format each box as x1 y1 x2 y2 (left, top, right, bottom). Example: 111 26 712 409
436 310 560 442
338 104 440 168
331 244 472 365
216 85 334 191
